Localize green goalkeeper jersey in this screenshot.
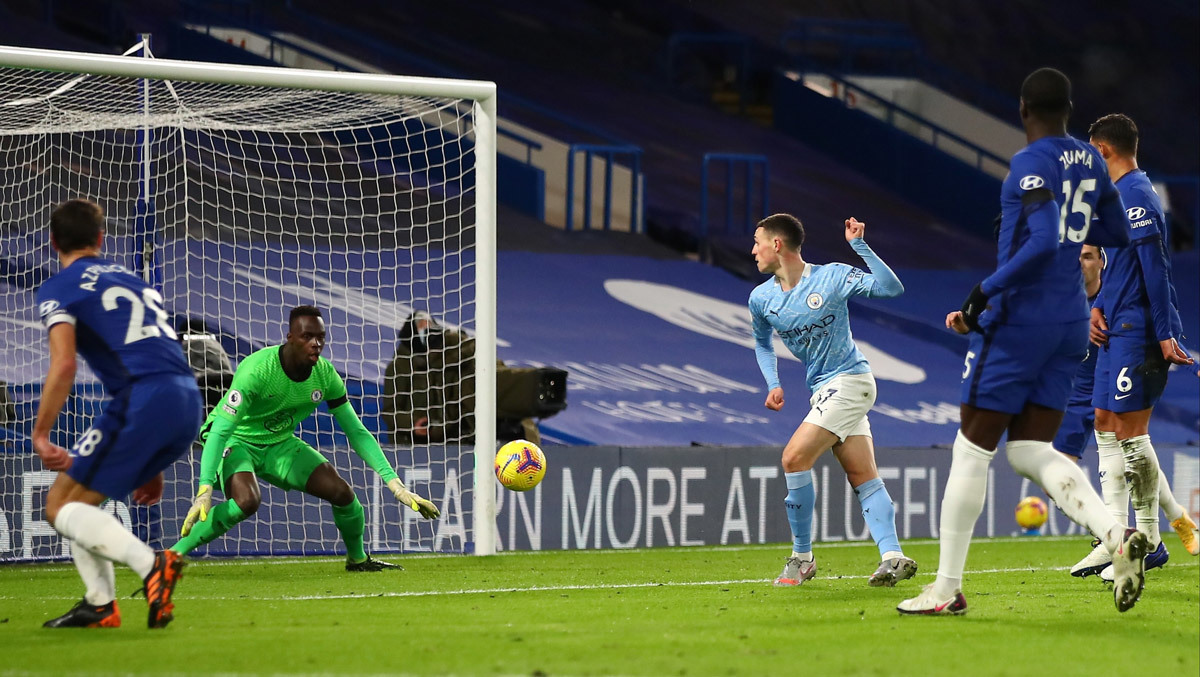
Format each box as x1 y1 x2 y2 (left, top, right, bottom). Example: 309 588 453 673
212 346 347 445
196 345 398 487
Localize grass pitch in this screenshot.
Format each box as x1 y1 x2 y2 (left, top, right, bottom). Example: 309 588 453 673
0 537 1196 676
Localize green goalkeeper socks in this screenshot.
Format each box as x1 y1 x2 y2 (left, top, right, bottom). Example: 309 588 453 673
332 497 367 562
169 500 247 555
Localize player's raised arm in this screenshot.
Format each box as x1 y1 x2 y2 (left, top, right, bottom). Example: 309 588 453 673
843 218 904 298
324 372 439 519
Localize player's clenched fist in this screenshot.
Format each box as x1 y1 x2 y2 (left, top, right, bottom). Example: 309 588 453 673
764 387 785 411
387 478 440 519
844 217 866 242
181 484 213 536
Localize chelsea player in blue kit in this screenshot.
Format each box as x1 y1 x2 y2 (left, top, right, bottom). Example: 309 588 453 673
750 214 917 588
1068 115 1199 580
1052 245 1104 465
32 199 203 629
899 69 1147 616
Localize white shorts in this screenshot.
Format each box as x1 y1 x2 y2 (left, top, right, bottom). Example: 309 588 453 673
802 372 876 442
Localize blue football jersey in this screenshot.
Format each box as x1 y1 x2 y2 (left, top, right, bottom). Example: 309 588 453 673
749 240 904 393
984 136 1126 327
1070 291 1102 401
36 256 193 393
1101 170 1183 340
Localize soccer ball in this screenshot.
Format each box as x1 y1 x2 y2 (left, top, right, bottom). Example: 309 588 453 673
494 439 546 492
1015 496 1048 530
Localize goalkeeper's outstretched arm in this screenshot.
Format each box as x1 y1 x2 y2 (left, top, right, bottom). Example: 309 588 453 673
329 400 440 519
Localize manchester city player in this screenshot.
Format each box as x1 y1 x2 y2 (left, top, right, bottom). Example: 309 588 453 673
750 214 916 588
171 306 440 570
899 68 1146 616
34 199 202 629
1069 114 1198 579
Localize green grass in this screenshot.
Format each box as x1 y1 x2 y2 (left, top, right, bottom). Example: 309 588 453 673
1 537 1196 676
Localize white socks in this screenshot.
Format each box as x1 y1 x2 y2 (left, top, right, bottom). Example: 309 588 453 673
1094 430 1128 525
1005 439 1125 552
1120 435 1163 547
72 546 116 606
54 502 156 581
1158 471 1185 523
933 430 995 599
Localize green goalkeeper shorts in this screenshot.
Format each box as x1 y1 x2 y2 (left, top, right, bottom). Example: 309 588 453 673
217 436 330 493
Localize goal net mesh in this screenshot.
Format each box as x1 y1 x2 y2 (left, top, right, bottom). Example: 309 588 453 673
0 62 481 560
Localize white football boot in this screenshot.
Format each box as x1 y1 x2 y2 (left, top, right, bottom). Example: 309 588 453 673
897 583 967 616
1070 538 1112 578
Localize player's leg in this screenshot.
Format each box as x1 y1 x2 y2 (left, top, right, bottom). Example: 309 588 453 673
1103 335 1176 562
303 463 373 567
773 421 836 586
1109 405 1168 561
1091 348 1131 529
46 377 200 628
1006 326 1146 611
273 439 396 571
832 431 916 586
1054 402 1116 577
902 328 1026 615
169 447 260 555
42 476 125 628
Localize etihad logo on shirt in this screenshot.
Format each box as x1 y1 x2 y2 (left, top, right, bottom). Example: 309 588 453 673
1019 175 1045 190
779 314 837 340
1126 207 1146 220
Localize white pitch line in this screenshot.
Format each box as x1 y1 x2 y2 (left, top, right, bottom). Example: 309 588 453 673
15 536 1080 572
3 561 1193 602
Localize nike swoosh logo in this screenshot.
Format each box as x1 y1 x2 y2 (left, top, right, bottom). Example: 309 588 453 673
934 599 954 612
1114 393 1133 400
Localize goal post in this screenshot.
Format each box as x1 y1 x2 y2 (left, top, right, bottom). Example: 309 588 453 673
0 45 498 559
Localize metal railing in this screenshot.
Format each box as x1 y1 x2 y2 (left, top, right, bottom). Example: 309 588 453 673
779 18 1014 118
565 144 643 233
700 153 769 238
810 72 1009 174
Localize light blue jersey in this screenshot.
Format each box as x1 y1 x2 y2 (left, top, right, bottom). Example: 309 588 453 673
749 238 904 393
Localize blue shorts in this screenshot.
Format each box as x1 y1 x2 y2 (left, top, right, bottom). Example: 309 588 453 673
1053 400 1096 459
1091 334 1170 413
961 320 1088 415
67 374 203 498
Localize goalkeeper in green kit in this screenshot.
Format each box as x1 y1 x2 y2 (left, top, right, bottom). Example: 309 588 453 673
170 305 439 571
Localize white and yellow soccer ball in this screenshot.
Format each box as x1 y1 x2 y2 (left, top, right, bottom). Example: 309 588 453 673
1015 496 1049 530
494 439 546 492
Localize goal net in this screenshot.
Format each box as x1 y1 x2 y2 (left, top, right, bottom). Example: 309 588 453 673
0 45 498 561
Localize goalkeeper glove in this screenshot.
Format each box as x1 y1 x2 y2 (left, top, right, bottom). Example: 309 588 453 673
181 484 213 536
387 478 440 519
960 283 989 334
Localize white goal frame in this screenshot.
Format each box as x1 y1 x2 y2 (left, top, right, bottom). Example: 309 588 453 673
0 45 499 556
